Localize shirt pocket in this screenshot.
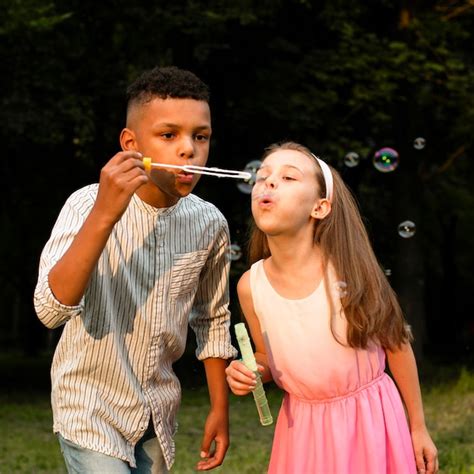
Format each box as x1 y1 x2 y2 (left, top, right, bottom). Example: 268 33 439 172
169 250 209 300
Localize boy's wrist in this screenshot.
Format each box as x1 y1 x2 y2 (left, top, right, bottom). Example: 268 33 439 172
88 206 118 232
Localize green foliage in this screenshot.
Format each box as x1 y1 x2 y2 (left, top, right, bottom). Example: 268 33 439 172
1 363 473 472
0 0 473 355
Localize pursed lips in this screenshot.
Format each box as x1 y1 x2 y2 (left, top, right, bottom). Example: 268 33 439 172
252 192 276 207
176 171 195 183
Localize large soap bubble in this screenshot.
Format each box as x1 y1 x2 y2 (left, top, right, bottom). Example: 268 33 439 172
373 147 399 173
237 160 262 194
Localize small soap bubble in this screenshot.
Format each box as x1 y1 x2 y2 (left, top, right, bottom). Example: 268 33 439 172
237 160 262 194
413 137 426 150
384 268 392 276
229 243 242 261
373 147 399 173
344 152 360 168
334 281 348 298
398 220 416 238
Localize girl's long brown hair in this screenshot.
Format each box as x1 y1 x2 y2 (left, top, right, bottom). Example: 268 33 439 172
248 142 412 351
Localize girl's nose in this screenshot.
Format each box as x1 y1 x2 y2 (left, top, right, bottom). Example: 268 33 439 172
265 175 277 189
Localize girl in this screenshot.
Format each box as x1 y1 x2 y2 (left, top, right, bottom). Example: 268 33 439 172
226 142 438 473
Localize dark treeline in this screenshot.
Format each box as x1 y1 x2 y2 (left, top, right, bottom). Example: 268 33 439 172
1 0 473 365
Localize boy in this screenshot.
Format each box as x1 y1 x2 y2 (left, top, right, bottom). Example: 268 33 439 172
34 66 237 473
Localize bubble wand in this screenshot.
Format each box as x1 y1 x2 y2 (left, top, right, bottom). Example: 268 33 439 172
143 157 252 180
234 323 273 426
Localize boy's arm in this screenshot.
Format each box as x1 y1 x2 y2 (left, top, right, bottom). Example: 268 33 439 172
196 358 230 471
34 152 146 327
387 343 438 474
189 220 237 361
189 218 236 470
49 151 146 305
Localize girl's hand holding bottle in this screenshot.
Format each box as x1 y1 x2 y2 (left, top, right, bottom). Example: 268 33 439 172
225 360 265 396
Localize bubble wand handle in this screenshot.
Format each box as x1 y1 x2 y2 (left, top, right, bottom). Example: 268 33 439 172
142 158 251 180
234 323 273 426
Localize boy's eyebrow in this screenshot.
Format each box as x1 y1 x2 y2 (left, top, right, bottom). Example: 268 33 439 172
153 122 212 131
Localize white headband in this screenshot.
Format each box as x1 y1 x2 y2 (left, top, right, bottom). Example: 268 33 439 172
311 153 333 201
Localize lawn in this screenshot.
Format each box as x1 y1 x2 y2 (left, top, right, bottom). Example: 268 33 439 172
0 354 473 473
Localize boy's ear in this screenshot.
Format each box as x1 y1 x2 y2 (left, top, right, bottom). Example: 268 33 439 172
120 128 137 151
311 199 331 220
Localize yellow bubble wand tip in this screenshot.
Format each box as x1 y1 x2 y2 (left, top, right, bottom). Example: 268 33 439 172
143 157 152 173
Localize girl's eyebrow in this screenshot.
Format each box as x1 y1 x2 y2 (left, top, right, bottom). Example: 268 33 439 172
259 164 303 174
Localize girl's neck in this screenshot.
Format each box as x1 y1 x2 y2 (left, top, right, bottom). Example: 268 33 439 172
266 234 324 273
264 235 325 299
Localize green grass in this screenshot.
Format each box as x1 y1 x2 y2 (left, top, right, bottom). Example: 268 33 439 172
0 357 473 473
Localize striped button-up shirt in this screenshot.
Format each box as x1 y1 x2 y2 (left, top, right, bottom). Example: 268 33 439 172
34 184 237 469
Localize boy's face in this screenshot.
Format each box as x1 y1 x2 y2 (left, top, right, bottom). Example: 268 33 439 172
123 97 212 207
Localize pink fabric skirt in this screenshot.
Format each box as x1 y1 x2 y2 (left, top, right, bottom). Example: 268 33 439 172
268 373 417 474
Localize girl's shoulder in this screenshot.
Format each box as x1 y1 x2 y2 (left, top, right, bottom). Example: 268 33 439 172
237 269 251 296
237 258 267 299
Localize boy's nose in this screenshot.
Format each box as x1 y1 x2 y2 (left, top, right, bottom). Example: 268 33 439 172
179 137 195 159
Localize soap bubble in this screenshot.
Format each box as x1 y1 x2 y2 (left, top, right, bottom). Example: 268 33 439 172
334 281 348 298
373 147 399 173
229 243 242 261
413 137 426 150
384 268 392 276
237 160 262 194
344 152 360 168
398 220 416 238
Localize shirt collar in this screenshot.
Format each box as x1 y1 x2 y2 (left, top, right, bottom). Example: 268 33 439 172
132 193 184 217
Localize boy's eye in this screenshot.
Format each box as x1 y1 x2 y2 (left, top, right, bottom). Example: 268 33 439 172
161 133 175 139
195 134 209 141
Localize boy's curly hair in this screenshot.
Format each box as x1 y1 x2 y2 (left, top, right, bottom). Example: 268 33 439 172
126 66 210 107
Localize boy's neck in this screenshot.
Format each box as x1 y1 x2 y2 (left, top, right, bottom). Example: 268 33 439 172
135 185 181 209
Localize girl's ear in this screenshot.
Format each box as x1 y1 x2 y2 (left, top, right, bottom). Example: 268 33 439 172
120 128 137 151
311 199 332 220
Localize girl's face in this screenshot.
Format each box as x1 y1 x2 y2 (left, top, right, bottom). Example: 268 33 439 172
251 149 324 236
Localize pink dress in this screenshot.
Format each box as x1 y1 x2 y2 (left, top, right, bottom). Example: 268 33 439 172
250 260 416 474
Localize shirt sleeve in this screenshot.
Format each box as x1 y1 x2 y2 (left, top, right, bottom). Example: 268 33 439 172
33 190 92 329
189 216 238 360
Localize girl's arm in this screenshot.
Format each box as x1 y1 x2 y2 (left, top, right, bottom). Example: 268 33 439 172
225 270 273 395
386 343 439 474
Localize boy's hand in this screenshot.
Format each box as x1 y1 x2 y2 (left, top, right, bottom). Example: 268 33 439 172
93 151 148 227
225 360 262 396
196 409 229 471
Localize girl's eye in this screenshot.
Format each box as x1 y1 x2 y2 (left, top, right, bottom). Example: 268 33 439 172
283 175 296 181
255 174 268 182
